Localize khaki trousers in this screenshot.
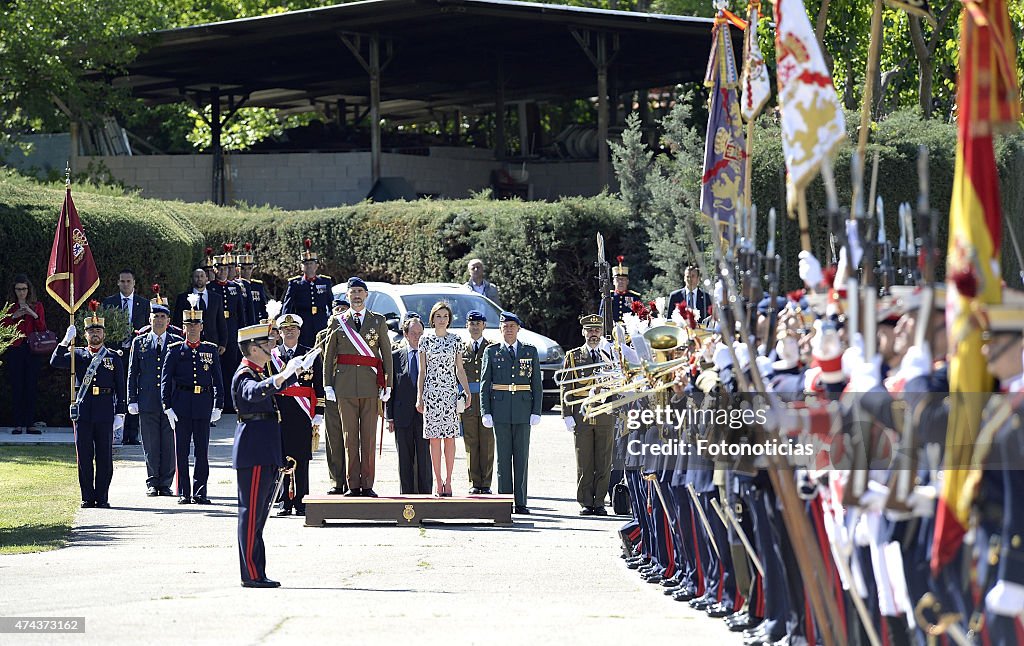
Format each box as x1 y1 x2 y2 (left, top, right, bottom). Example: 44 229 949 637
323 395 346 489
461 413 494 489
337 396 379 490
574 422 614 508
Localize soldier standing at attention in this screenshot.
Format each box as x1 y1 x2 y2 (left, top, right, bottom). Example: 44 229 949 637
209 245 246 413
599 256 641 323
480 312 542 514
161 295 224 505
237 243 267 323
317 294 349 494
461 310 494 494
51 301 126 508
232 323 313 588
282 238 333 348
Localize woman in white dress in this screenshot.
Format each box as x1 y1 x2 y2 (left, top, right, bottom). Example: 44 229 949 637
416 302 472 496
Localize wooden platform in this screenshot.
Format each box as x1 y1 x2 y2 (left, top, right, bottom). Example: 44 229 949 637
303 494 514 527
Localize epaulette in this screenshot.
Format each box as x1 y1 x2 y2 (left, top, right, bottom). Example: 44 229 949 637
111 349 123 356
251 279 263 284
167 341 184 349
320 274 332 281
629 290 642 297
200 341 218 348
289 275 302 282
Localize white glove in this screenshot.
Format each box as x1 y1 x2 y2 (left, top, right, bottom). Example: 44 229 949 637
482 414 494 428
380 387 392 403
311 414 324 427
113 414 125 433
907 485 937 518
899 344 933 383
324 386 336 402
530 414 541 426
281 356 304 379
986 580 1024 617
127 403 140 416
563 416 576 431
61 324 77 345
798 251 823 288
210 408 222 423
858 486 888 512
755 355 774 379
843 337 882 392
298 347 320 370
164 408 178 430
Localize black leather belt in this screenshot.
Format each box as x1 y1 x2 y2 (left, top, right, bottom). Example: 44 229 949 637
176 384 207 394
88 387 113 395
238 412 278 422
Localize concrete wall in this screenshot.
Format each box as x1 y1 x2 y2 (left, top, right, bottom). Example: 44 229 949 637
72 149 616 209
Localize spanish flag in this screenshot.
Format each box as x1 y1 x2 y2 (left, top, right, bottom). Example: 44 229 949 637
932 0 1020 575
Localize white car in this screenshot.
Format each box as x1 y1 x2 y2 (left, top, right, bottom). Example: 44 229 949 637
332 281 564 410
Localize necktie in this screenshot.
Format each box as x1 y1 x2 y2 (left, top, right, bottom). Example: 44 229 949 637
591 349 599 364
121 297 129 310
688 291 693 308
507 345 516 361
410 349 419 383
473 340 479 354
354 312 362 332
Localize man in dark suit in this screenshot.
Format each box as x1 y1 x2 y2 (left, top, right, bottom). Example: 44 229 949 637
667 265 712 321
385 314 431 494
103 268 151 445
174 268 227 353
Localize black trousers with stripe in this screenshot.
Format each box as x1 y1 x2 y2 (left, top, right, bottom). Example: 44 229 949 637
237 464 276 583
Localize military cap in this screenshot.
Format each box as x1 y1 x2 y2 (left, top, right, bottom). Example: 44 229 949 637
238 324 272 343
499 311 522 326
276 313 303 329
612 254 629 277
579 313 603 328
183 293 203 324
983 289 1024 333
83 300 104 329
300 237 318 262
467 310 487 322
347 277 368 290
236 242 255 266
150 284 170 315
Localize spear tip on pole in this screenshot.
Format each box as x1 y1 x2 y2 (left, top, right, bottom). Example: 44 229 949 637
65 162 71 188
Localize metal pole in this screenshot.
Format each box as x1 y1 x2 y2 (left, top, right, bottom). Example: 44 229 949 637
211 87 222 205
596 32 609 190
369 34 382 185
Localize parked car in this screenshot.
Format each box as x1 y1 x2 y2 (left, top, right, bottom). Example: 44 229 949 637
332 282 564 410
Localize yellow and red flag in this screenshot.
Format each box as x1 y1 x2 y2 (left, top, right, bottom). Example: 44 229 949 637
46 187 100 314
932 0 1020 575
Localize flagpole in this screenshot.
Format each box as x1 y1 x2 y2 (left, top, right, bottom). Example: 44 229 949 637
65 164 76 410
853 0 883 211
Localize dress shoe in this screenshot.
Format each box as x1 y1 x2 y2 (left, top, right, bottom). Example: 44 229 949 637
672 589 697 602
706 603 731 618
362 488 379 498
689 595 713 610
327 486 347 495
468 487 482 494
742 626 768 642
660 574 682 587
343 489 362 497
96 502 111 509
241 579 280 589
80 500 96 508
12 428 23 435
514 506 531 514
579 507 595 516
146 487 159 497
193 496 213 505
26 427 41 435
592 506 608 516
178 496 192 504
158 487 174 497
276 508 292 517
729 618 762 633
294 506 305 515
480 488 492 494
626 560 649 571
644 574 665 584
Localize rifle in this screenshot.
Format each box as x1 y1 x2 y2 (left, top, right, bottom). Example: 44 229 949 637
596 232 612 339
763 208 781 357
877 197 896 295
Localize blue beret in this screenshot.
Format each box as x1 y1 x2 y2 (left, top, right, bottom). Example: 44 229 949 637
467 309 487 322
347 277 367 290
499 311 522 326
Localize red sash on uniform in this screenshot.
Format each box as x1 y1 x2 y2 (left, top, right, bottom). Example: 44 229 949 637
270 348 316 421
335 354 385 389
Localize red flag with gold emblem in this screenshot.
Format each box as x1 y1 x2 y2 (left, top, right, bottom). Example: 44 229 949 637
932 0 1020 575
46 187 100 314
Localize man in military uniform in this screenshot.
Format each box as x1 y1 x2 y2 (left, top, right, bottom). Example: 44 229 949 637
237 243 268 323
231 323 314 588
599 258 641 323
461 310 494 494
317 294 348 494
267 314 324 516
282 239 333 348
323 277 393 497
51 305 126 508
127 288 182 497
210 246 248 413
161 295 224 504
560 314 615 515
480 311 543 514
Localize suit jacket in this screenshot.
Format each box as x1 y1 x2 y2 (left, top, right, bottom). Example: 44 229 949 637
322 309 394 398
559 344 614 428
386 344 422 429
173 290 227 348
102 293 151 335
465 279 501 306
461 337 491 419
667 287 712 320
480 342 542 424
127 330 183 413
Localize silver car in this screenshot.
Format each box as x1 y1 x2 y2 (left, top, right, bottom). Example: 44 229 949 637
332 281 564 410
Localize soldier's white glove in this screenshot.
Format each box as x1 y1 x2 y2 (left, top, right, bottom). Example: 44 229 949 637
898 344 933 383
563 416 576 431
281 356 304 379
311 414 324 427
325 386 336 402
907 485 937 518
61 324 77 345
482 414 494 429
843 336 882 392
113 414 125 433
210 408 222 424
127 403 140 416
798 251 823 289
530 414 541 426
298 347 320 370
380 387 392 403
164 408 178 430
986 580 1024 617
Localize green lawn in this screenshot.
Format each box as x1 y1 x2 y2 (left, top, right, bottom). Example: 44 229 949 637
0 445 80 554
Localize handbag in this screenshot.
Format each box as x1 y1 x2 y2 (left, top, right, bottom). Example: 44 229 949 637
612 480 631 516
27 329 58 355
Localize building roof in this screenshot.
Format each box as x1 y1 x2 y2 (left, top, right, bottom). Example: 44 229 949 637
114 0 718 122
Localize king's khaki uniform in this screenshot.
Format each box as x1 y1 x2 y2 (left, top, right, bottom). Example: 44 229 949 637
560 344 615 509
460 337 494 489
